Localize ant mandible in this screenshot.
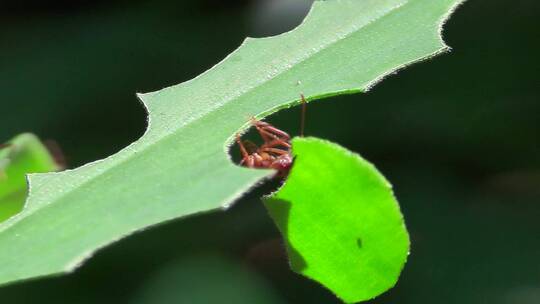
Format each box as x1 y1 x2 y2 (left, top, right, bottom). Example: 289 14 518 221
236 94 307 177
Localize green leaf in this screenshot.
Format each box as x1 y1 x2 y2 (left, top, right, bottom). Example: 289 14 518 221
264 137 409 303
0 0 464 285
0 134 59 223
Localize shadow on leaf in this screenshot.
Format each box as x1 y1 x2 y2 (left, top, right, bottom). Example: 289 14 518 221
263 197 307 272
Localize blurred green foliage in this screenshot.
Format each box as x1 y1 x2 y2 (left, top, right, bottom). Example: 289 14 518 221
132 255 287 304
0 133 60 222
0 0 538 303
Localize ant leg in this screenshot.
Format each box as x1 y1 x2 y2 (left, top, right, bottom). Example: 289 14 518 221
251 119 290 142
261 138 291 149
236 134 250 159
237 135 257 168
258 123 290 141
250 118 274 142
263 123 290 140
260 147 289 155
0 143 11 149
260 128 290 142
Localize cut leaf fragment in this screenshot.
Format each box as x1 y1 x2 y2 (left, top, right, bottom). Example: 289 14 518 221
264 137 409 303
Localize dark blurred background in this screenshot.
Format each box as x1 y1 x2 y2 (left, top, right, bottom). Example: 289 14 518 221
1 0 539 303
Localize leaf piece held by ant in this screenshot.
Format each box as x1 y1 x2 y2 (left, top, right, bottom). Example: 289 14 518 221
264 137 409 303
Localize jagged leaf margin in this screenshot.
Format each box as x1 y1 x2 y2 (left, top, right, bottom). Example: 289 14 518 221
0 0 464 285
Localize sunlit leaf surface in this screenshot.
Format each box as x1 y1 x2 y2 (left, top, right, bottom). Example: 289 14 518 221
265 137 409 303
0 0 463 286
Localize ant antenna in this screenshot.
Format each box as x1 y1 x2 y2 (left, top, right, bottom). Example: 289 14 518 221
300 94 307 137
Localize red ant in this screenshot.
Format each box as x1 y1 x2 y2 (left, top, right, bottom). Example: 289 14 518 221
236 94 307 177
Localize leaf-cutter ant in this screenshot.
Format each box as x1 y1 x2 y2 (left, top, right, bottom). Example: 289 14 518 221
236 94 307 177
